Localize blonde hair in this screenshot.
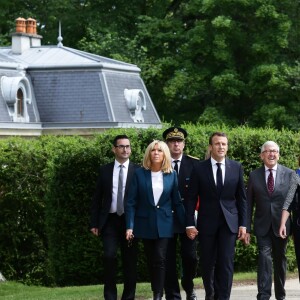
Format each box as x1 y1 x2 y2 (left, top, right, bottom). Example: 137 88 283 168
142 140 173 173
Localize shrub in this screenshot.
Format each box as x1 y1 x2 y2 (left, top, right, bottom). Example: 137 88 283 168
0 125 299 286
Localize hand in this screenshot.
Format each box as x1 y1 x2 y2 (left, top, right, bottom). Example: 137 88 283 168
90 228 99 236
126 229 134 241
279 224 287 239
244 233 251 245
237 226 246 241
186 227 198 240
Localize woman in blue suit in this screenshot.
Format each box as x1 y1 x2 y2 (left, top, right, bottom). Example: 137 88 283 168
125 140 185 300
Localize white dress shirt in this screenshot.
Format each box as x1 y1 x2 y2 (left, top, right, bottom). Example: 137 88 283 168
110 159 129 213
151 171 163 205
211 157 225 185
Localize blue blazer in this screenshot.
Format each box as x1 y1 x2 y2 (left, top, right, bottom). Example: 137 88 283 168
125 167 185 239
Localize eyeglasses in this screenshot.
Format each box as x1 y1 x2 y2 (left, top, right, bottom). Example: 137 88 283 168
262 150 279 154
168 139 184 144
115 145 131 150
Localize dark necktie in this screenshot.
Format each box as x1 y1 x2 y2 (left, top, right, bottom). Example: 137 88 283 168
267 169 274 195
173 160 179 175
117 165 124 215
216 163 223 197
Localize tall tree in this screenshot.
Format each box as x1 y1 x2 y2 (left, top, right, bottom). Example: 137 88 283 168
128 0 300 128
1 0 299 129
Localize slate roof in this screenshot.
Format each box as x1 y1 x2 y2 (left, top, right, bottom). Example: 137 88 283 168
0 33 161 136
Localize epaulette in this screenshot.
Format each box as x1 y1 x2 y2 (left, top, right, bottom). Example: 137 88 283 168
187 154 199 160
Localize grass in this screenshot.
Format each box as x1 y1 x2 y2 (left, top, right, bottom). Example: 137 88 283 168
0 281 151 300
0 272 297 300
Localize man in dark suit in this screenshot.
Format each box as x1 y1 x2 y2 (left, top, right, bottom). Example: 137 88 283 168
162 127 199 300
90 135 139 300
186 132 247 300
245 141 294 300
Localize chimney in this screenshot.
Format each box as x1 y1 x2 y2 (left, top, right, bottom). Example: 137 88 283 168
11 17 42 54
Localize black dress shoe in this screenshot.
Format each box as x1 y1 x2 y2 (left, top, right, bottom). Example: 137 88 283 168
186 290 197 300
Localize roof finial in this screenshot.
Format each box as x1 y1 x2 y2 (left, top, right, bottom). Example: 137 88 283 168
57 20 63 47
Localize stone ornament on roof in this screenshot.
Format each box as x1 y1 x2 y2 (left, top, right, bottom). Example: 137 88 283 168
1 75 32 122
124 88 146 123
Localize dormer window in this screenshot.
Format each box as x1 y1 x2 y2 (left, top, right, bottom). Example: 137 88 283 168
17 88 24 117
1 76 32 122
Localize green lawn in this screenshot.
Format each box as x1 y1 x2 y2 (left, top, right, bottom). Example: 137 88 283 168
0 281 151 300
1 272 294 300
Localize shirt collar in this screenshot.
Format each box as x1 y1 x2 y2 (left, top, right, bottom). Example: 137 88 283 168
264 164 277 172
211 157 225 166
114 159 129 168
172 155 183 163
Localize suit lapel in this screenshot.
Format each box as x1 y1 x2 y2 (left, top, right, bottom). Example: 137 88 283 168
158 172 170 204
178 155 187 188
274 164 283 194
204 159 215 190
145 169 156 206
224 158 230 187
125 162 134 192
258 167 269 195
107 162 114 191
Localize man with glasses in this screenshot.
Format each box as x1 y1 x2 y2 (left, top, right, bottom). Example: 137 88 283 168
90 135 139 300
163 127 199 300
245 141 294 300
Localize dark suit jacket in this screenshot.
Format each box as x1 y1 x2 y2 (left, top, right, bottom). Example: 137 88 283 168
125 168 185 239
174 154 200 233
90 161 139 230
186 158 247 235
247 164 294 237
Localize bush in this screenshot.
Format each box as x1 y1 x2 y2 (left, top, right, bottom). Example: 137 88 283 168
0 125 299 286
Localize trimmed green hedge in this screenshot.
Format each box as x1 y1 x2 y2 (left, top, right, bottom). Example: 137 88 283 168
0 125 299 286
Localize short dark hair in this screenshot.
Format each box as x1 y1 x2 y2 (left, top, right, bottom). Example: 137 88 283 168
113 135 129 146
209 132 228 145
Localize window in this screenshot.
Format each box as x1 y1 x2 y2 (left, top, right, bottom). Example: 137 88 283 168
17 88 24 117
1 76 33 122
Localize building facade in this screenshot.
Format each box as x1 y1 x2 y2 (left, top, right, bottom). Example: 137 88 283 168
0 18 161 136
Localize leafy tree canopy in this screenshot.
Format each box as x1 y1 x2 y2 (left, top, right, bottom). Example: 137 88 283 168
0 0 299 129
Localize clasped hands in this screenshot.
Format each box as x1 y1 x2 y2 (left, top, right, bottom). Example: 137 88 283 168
186 226 247 242
186 227 198 240
126 229 134 241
